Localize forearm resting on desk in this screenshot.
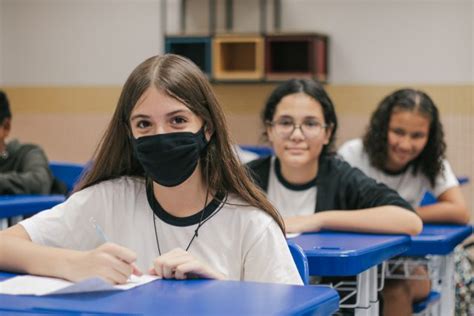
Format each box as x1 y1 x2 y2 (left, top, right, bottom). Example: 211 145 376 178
0 225 140 284
285 206 422 235
416 186 470 224
417 203 470 224
0 229 75 280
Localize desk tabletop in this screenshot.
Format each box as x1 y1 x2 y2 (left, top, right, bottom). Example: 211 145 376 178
0 273 339 316
405 224 473 256
0 195 65 219
289 232 411 276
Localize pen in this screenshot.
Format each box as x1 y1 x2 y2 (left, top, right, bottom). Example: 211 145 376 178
89 217 143 276
89 217 108 242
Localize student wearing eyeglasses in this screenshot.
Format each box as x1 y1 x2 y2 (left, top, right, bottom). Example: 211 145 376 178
246 79 422 236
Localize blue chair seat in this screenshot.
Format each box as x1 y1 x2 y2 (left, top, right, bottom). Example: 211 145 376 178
412 291 440 314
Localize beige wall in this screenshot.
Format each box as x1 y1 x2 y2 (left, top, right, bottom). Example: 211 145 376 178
3 84 474 220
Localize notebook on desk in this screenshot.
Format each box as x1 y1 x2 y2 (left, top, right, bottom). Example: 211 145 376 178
0 274 159 296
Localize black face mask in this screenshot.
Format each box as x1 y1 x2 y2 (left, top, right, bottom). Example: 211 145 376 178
132 127 209 187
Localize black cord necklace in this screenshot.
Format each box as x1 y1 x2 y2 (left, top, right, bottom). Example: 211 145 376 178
151 182 227 256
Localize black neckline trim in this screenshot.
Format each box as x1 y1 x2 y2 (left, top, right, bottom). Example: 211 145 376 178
274 158 317 191
146 179 226 227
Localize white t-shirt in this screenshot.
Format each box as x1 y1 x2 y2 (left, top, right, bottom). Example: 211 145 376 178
267 157 317 218
20 176 302 285
338 139 459 207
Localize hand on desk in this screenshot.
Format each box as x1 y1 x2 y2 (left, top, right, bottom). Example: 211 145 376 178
66 242 142 285
149 248 225 280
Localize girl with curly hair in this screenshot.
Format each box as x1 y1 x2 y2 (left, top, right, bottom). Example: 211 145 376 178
339 88 468 224
338 88 469 316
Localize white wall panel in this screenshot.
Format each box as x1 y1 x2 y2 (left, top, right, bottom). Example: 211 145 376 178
1 0 472 85
3 0 161 85
280 0 473 84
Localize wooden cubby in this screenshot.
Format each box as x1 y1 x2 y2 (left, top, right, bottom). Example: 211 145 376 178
212 35 264 81
165 36 212 76
265 33 329 82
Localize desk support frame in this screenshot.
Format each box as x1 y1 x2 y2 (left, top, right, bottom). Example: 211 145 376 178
438 252 455 316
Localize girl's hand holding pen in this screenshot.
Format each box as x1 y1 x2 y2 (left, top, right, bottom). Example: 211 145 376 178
60 217 143 284
65 242 142 284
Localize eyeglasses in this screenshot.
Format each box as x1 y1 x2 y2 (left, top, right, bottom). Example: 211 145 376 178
268 119 328 139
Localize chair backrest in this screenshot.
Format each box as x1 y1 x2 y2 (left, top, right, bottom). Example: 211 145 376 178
287 240 309 285
49 161 85 193
239 145 274 157
420 176 470 206
412 290 441 314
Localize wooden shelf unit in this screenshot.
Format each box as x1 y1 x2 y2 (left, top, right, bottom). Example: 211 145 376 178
162 1 330 82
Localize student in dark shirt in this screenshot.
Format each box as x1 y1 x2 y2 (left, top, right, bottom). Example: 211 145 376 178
0 91 53 194
247 79 424 314
247 79 422 235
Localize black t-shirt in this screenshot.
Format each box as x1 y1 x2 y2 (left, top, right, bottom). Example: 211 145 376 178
246 155 414 213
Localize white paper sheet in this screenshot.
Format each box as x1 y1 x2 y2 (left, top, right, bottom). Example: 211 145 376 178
0 274 160 296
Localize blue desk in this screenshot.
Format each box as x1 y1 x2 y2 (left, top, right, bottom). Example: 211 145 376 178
289 232 411 276
0 272 339 315
0 195 65 219
289 232 411 316
404 224 473 315
405 224 472 256
0 195 65 230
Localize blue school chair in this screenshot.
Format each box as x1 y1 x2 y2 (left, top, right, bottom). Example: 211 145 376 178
239 145 274 157
412 291 441 315
419 176 469 206
287 240 309 285
49 161 85 193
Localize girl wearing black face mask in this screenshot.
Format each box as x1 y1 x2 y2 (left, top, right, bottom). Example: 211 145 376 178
0 54 302 286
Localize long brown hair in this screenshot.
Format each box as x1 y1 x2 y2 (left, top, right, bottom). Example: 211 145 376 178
75 54 285 232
